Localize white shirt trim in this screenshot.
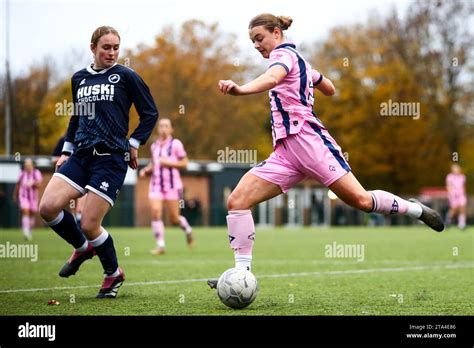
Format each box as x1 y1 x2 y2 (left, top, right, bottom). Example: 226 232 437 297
86 62 117 75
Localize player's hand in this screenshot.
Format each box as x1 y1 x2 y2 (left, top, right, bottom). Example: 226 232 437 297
55 155 69 172
139 169 146 178
159 158 173 167
128 147 138 170
218 80 242 95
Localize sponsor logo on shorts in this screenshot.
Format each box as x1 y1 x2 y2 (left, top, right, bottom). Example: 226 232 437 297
329 165 336 171
100 181 109 192
248 233 255 241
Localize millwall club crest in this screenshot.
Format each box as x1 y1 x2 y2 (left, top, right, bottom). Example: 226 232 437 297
108 74 120 84
390 199 399 214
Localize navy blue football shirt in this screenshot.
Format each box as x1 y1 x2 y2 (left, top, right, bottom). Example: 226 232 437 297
64 63 158 153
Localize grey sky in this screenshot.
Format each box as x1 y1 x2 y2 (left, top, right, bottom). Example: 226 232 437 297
1 0 414 77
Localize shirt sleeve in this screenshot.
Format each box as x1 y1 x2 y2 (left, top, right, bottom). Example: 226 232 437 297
18 170 24 184
126 70 159 148
312 69 324 85
35 169 43 183
173 139 187 160
64 77 79 152
268 49 294 74
52 136 65 156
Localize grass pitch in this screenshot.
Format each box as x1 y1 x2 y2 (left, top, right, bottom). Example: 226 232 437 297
0 225 472 315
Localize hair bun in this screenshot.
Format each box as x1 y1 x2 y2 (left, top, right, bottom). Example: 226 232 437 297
277 16 293 30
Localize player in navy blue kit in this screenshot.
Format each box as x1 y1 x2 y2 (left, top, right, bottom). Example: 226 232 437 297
39 26 158 298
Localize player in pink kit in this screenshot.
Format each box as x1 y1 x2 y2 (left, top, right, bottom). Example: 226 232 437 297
208 13 444 285
446 164 467 229
13 158 43 240
140 118 193 254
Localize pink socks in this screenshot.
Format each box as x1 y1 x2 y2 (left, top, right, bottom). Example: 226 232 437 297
226 210 255 270
369 190 422 218
152 220 165 248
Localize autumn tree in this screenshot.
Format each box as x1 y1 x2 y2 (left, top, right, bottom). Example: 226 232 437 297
123 20 271 160
308 0 473 193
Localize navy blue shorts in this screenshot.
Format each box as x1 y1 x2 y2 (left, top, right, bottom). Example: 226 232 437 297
54 144 128 206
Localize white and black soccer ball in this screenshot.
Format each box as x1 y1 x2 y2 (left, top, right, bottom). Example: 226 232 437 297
216 268 258 309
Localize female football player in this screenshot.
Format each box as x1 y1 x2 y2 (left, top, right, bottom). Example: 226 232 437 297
39 26 158 298
140 118 193 255
445 164 467 229
210 13 444 282
13 158 42 240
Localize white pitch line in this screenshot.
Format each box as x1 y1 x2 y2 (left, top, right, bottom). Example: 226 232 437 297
16 259 472 265
0 263 472 294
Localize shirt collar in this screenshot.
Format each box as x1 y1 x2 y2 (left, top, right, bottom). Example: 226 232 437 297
86 62 117 75
274 42 296 50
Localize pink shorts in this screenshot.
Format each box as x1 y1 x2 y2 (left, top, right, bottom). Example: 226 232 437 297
449 196 467 209
250 121 351 193
149 188 183 201
19 198 38 212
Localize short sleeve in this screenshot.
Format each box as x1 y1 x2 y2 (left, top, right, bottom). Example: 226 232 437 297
268 49 294 74
35 169 43 182
173 139 187 160
18 170 24 184
312 69 323 85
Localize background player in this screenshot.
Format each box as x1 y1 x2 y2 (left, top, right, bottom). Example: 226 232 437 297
445 164 467 229
140 118 193 254
210 13 444 282
39 26 158 298
12 158 42 240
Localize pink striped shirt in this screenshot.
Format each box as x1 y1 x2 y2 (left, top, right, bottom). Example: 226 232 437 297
18 169 42 203
150 137 186 192
446 173 466 200
267 42 324 146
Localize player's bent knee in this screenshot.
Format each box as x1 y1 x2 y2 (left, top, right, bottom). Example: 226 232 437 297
227 193 251 211
80 216 101 235
151 210 161 220
39 198 60 221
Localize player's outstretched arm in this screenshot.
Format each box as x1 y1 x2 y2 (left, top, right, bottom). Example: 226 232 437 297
314 75 336 96
160 157 188 169
12 180 19 203
139 162 153 177
218 65 287 96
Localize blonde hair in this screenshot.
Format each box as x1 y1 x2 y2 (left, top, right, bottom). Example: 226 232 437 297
248 14 293 33
91 26 120 46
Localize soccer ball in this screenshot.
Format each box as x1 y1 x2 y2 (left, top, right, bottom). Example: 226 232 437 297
216 268 258 309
